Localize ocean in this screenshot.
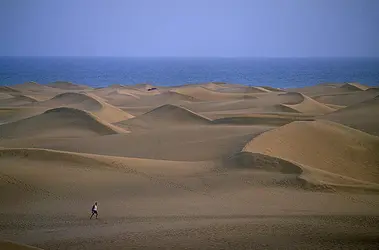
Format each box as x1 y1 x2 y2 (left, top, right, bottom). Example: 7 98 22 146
1 57 378 88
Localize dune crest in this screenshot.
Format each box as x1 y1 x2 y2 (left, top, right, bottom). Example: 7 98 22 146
243 120 379 186
0 107 127 139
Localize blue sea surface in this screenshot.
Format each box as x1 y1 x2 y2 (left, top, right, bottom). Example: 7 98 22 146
0 57 378 88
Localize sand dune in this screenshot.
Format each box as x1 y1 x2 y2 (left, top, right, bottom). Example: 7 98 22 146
34 92 134 123
243 120 379 186
46 81 93 90
279 92 335 114
323 95 379 136
0 107 127 139
118 104 212 130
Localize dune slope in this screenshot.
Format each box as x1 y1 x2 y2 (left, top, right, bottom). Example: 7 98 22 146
279 92 335 114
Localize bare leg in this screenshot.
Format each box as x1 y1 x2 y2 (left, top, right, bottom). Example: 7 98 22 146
90 212 94 219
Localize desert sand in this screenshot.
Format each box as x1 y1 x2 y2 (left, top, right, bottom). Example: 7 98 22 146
1 81 379 249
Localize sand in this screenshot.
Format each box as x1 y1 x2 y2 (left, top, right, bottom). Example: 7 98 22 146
1 81 379 249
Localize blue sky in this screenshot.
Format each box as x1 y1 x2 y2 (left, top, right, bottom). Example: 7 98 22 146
1 0 378 57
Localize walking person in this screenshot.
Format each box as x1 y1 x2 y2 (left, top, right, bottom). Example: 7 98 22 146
90 202 98 219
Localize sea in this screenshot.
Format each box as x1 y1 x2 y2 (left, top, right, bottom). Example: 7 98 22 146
0 57 378 88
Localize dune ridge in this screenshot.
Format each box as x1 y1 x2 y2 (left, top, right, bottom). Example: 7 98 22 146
0 107 127 139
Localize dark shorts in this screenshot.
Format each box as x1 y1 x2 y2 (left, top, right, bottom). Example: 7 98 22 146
92 210 98 214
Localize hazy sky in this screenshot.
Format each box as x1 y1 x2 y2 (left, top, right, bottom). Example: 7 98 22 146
1 0 378 57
